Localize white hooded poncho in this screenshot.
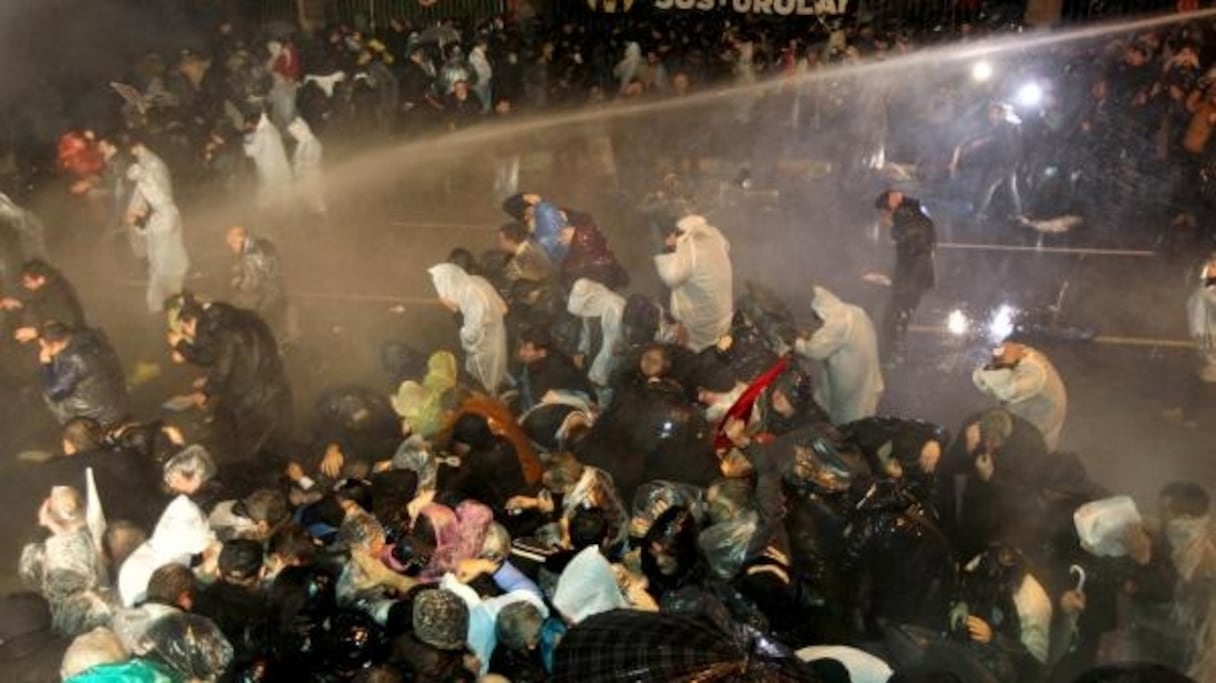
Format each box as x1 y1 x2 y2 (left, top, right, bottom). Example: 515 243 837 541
654 215 733 352
1187 272 1216 383
552 546 626 625
614 42 642 92
429 263 509 395
287 117 327 216
117 495 212 607
244 113 294 212
124 146 173 260
972 346 1068 450
794 286 884 425
567 278 626 387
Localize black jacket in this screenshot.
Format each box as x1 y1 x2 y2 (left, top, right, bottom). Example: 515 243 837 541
890 198 936 293
21 275 86 331
519 351 593 411
175 303 292 420
41 447 164 529
41 328 127 427
194 580 271 665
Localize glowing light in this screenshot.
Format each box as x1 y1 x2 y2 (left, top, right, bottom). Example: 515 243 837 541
988 304 1017 342
1016 82 1043 107
947 309 970 336
971 61 994 82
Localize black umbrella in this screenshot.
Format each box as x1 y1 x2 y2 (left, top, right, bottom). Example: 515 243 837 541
550 610 818 682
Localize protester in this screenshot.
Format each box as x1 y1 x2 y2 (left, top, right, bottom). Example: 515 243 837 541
0 259 87 343
973 342 1069 449
794 286 884 425
429 262 510 396
873 189 936 365
0 8 1212 683
38 322 128 428
653 214 733 352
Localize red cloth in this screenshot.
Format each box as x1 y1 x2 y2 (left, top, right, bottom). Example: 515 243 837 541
272 44 302 82
712 355 790 451
57 131 103 178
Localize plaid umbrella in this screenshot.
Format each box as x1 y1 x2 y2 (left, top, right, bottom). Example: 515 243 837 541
550 610 818 682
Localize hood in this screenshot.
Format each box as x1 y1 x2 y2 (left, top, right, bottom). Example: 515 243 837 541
567 277 621 318
810 286 846 320
553 546 626 624
429 262 472 302
424 350 459 394
624 42 642 60
147 495 211 561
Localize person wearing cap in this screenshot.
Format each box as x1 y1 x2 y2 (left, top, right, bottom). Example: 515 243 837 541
873 188 936 365
393 588 476 680
0 592 71 683
972 342 1068 450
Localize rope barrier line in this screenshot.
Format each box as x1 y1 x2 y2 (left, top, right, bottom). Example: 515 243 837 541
937 242 1156 257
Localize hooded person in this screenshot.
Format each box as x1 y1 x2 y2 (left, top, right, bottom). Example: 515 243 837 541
126 163 189 314
143 611 234 682
552 545 627 625
654 215 733 352
118 447 217 607
1170 256 1216 426
19 486 111 635
243 112 294 214
567 278 625 391
123 139 173 261
429 263 510 396
972 342 1068 450
614 42 643 94
286 117 327 222
794 286 884 425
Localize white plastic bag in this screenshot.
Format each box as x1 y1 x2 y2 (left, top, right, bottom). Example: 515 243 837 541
1074 495 1141 557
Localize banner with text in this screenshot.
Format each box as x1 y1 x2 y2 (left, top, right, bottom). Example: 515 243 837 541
653 0 849 16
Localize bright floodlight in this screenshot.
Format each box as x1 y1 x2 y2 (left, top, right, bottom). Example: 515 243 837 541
947 310 970 336
987 304 1017 342
1016 82 1043 107
971 61 993 83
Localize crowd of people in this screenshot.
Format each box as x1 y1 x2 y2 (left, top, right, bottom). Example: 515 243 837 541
0 3 1213 683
